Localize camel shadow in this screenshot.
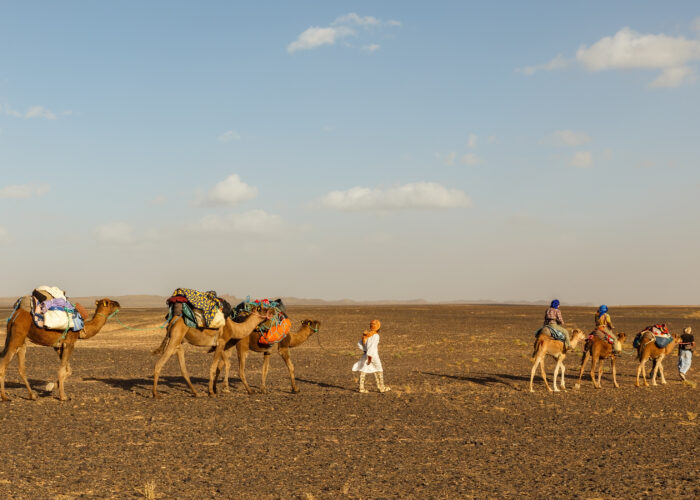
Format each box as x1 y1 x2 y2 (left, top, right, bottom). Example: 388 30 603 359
83 375 239 396
2 378 55 398
419 371 528 389
296 377 353 392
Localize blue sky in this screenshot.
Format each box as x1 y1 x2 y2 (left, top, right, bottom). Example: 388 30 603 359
1 1 699 304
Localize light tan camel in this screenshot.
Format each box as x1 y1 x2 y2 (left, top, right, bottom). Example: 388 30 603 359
151 308 272 398
574 331 627 389
229 319 321 395
0 299 120 401
634 331 679 387
529 328 585 392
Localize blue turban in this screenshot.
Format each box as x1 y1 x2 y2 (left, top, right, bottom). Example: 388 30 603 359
551 299 560 309
598 304 608 315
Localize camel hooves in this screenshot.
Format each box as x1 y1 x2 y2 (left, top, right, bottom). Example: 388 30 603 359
29 392 38 401
292 388 300 394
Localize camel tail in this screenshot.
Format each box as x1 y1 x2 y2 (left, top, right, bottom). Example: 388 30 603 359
1 323 10 358
152 331 171 356
531 338 543 361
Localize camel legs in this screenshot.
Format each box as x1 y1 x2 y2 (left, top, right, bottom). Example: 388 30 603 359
16 344 37 401
56 342 75 401
611 357 619 388
0 342 21 402
651 355 666 385
152 325 188 398
574 351 590 390
279 346 299 393
636 358 650 387
260 352 271 394
554 357 566 392
529 354 551 393
175 346 201 397
218 347 234 394
591 356 602 389
208 342 228 397
236 345 254 395
596 360 604 388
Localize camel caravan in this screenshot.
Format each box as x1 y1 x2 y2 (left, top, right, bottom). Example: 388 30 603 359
530 301 693 392
0 288 694 400
0 286 322 401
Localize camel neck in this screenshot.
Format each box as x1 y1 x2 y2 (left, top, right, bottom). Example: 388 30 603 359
82 309 110 338
288 325 314 347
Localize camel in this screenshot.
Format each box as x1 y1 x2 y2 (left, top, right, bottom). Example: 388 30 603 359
529 328 585 392
574 331 627 389
151 306 272 398
634 330 679 387
228 319 321 395
0 298 120 401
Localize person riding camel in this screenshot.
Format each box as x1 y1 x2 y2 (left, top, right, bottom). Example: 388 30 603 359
543 299 571 349
594 305 620 353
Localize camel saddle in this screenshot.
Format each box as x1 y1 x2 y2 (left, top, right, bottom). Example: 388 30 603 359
537 324 567 342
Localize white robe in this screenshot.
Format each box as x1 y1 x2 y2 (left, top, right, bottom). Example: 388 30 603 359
352 334 383 374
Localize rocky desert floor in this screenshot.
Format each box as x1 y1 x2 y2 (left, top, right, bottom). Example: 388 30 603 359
0 304 698 499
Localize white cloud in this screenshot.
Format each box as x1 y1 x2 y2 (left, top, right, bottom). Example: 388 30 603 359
333 13 380 27
516 55 570 75
0 226 9 243
466 133 477 148
569 151 593 168
487 135 497 144
25 106 57 120
519 27 700 87
189 210 282 235
1 104 58 120
195 174 258 207
288 13 400 53
0 183 50 199
461 153 482 166
95 222 134 244
287 26 354 53
547 130 591 147
576 28 700 71
319 182 472 211
650 66 697 88
444 152 457 166
218 130 241 143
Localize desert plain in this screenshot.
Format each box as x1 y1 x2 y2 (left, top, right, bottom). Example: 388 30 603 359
0 303 698 499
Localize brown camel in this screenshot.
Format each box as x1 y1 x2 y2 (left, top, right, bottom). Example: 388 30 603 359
529 328 585 392
574 331 627 390
634 331 679 387
0 299 120 401
229 319 321 395
151 307 272 398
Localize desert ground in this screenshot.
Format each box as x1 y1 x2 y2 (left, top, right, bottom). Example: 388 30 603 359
0 304 698 499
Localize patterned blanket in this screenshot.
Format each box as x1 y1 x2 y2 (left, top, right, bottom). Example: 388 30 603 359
170 288 222 327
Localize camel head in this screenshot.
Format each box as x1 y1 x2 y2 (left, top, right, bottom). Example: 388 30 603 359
570 328 585 342
94 298 121 316
617 331 626 344
300 319 321 334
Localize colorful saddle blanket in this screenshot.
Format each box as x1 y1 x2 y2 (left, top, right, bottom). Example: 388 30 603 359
16 293 85 332
169 288 223 328
536 324 567 342
633 330 673 349
589 330 615 345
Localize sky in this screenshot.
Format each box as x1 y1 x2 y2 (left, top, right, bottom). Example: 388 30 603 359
1 1 699 304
